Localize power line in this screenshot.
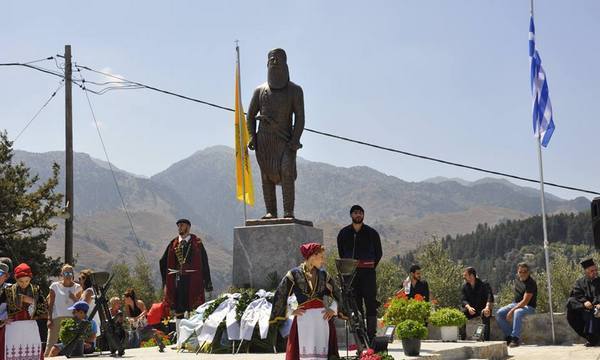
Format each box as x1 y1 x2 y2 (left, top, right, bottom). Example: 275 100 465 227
75 71 148 262
75 64 600 197
13 80 65 142
4 58 600 196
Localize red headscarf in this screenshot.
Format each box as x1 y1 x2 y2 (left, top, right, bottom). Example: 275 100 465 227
300 243 323 260
14 263 33 279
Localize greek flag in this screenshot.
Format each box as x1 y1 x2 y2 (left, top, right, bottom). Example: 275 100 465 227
529 15 555 147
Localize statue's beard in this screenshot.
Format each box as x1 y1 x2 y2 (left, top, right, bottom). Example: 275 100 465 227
268 65 289 89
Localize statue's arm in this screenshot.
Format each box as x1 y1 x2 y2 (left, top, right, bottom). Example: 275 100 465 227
290 86 305 148
247 87 261 149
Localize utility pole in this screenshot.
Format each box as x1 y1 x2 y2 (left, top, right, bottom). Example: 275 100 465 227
64 45 74 265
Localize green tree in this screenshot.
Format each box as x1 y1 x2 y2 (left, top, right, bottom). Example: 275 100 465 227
106 262 133 301
106 256 158 306
416 239 463 307
132 255 158 305
376 260 404 316
0 131 63 291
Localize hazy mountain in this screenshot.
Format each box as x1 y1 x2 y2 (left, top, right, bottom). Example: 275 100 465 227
13 147 590 290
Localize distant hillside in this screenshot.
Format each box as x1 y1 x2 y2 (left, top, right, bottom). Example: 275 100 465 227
13 146 590 290
398 211 595 289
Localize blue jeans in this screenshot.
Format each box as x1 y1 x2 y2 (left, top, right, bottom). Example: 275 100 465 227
495 303 535 339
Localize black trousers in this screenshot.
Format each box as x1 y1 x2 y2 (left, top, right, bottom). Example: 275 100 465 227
352 268 378 317
459 309 491 341
567 308 600 345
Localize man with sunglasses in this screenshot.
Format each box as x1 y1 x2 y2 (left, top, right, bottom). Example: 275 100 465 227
495 263 537 348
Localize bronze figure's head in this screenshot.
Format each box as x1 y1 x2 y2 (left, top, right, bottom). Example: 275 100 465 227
267 48 289 89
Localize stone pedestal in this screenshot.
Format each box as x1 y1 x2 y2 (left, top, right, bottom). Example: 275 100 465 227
232 221 323 289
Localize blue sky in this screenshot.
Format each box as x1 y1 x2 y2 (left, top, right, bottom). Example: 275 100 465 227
1 1 598 200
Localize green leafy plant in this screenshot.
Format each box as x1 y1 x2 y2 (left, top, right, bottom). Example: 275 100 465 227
396 320 428 340
203 295 228 320
58 318 92 345
383 297 431 326
234 288 258 321
429 308 467 327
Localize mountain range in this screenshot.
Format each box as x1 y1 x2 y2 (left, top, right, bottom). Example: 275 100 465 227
13 146 589 291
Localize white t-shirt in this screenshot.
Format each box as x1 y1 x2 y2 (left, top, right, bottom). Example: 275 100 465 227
50 281 82 318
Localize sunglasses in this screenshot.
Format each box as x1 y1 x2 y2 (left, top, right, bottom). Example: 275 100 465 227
63 272 74 276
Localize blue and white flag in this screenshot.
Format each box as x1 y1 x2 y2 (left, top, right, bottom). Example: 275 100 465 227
529 15 555 147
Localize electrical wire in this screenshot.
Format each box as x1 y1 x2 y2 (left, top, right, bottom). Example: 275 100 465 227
13 80 65 142
3 58 599 196
75 63 600 197
74 70 148 262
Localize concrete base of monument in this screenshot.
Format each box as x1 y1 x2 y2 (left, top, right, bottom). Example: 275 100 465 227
232 222 323 289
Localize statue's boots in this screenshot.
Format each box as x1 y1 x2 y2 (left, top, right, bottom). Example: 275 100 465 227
282 178 295 219
262 179 278 218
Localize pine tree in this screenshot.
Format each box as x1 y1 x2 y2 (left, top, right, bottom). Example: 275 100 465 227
0 131 63 291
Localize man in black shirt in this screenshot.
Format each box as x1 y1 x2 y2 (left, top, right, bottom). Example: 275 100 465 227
566 258 600 347
402 265 430 301
496 263 537 347
459 267 493 340
337 205 382 342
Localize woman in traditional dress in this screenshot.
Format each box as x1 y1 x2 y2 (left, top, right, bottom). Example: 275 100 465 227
0 263 48 360
270 243 345 360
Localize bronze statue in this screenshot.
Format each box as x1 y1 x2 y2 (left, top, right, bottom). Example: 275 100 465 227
247 48 304 219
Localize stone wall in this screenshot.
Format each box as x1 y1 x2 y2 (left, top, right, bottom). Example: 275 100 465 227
427 313 585 345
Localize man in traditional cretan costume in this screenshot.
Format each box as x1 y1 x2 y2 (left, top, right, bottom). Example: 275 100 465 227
159 219 212 344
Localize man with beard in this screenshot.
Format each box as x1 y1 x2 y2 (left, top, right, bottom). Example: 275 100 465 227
337 205 382 343
247 48 305 219
159 219 212 345
566 258 600 347
403 265 430 302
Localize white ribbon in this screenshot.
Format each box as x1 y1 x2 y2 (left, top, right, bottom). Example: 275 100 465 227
239 290 274 340
197 293 240 343
177 300 215 346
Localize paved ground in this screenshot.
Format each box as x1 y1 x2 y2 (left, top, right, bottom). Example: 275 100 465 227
52 342 600 359
507 344 600 360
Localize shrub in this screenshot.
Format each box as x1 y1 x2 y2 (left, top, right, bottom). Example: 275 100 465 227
415 239 463 307
429 308 467 327
382 296 431 326
396 320 428 340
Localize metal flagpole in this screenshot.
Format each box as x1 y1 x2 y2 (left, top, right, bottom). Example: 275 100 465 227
236 42 248 223
536 134 556 344
531 0 556 345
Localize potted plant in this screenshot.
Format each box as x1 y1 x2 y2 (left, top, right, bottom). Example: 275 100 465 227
396 320 428 356
383 295 431 326
429 308 467 342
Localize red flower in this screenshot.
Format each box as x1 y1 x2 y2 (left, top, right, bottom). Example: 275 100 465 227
394 290 408 299
414 294 424 302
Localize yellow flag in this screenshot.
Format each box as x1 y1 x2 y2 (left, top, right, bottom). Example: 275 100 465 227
234 54 254 206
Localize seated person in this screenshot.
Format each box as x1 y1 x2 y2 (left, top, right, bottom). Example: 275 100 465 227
496 263 537 348
402 264 430 301
459 267 493 340
109 296 122 318
566 258 600 347
47 300 95 357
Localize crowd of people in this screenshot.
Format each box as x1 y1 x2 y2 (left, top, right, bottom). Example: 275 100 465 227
269 204 600 359
1 205 599 360
0 259 173 359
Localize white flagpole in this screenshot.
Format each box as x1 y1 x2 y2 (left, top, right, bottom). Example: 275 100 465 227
236 42 248 223
531 0 556 345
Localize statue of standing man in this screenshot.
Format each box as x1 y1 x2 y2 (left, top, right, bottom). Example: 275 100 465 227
247 48 304 219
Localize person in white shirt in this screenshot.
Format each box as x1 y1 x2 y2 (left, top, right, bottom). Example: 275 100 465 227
45 264 82 356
